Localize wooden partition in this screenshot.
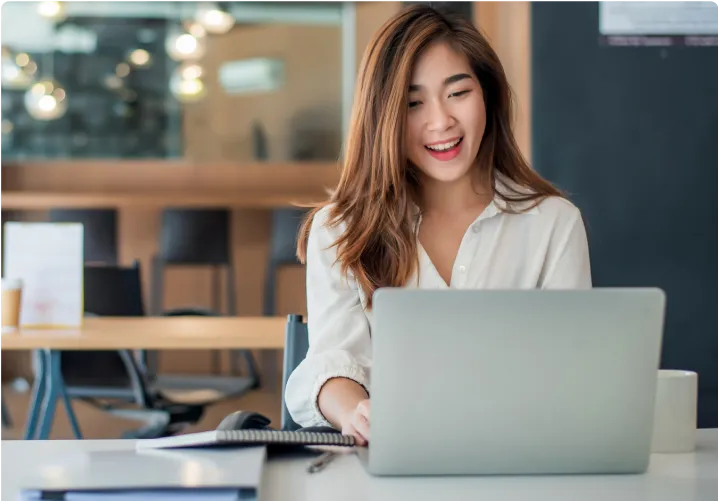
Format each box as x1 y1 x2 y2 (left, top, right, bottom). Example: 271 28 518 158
474 2 532 162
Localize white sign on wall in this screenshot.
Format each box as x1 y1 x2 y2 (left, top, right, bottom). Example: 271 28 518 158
599 1 718 46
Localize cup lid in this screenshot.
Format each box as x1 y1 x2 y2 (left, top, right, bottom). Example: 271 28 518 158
1 278 23 290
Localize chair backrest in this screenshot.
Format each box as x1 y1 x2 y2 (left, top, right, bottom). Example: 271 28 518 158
281 314 310 431
263 209 306 316
60 261 151 407
48 209 118 265
83 262 146 316
269 208 306 266
159 209 231 265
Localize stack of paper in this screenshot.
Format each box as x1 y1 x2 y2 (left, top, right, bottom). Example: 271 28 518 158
18 447 266 501
20 489 249 501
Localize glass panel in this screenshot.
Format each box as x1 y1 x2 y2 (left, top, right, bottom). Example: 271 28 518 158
1 1 345 162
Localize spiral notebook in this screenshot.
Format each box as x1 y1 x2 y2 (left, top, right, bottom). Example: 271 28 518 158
135 429 356 451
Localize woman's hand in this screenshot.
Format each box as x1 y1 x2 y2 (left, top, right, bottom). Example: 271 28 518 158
340 399 371 446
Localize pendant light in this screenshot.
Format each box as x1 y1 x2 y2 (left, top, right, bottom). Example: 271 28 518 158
24 48 67 121
2 48 35 89
37 1 66 22
169 62 207 103
165 25 206 61
195 2 235 35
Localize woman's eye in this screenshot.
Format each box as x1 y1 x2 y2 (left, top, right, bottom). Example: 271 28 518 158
449 90 470 98
408 100 421 109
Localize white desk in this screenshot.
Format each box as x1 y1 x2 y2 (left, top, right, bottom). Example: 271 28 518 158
3 430 718 501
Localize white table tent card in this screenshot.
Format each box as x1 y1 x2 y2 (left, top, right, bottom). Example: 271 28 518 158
3 222 84 328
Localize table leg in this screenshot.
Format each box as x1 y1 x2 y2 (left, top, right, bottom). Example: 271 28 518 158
36 350 83 440
23 350 47 440
1 394 12 428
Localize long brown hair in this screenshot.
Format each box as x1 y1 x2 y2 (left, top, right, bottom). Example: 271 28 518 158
297 5 561 308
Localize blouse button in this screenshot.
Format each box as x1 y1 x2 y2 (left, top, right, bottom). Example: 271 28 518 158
472 224 480 233
458 265 467 273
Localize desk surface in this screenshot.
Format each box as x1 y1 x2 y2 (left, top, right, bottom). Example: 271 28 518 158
0 317 286 350
3 430 718 501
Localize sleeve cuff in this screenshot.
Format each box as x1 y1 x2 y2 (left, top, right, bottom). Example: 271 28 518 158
307 366 369 429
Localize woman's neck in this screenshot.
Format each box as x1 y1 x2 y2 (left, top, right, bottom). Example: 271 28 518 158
419 172 493 218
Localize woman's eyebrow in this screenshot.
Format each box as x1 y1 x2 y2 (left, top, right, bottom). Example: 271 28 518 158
409 73 473 92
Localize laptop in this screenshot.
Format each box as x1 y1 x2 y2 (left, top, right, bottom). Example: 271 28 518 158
359 288 666 476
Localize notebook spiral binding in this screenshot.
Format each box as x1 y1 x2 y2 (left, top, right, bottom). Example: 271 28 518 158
218 429 356 447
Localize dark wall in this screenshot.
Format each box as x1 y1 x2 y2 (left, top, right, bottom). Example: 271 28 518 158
532 2 718 427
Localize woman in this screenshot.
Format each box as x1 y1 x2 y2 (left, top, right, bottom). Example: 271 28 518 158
285 5 591 445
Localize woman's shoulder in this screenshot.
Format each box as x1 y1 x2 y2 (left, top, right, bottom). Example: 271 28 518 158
534 195 582 219
528 196 585 235
308 203 348 247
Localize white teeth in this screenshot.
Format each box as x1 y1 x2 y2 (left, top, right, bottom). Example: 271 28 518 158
426 138 461 151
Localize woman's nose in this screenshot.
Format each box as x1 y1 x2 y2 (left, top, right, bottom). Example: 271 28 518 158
426 101 454 132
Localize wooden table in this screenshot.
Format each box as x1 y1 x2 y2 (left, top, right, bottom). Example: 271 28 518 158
1 316 286 350
1 316 290 440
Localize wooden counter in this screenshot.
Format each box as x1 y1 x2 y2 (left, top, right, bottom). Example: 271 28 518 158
1 192 323 209
1 160 340 209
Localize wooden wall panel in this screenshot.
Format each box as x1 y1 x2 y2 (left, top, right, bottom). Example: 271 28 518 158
355 2 403 68
474 2 532 163
182 25 342 163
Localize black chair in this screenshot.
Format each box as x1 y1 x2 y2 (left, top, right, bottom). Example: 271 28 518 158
61 262 205 438
262 208 307 390
263 209 307 317
281 314 310 431
149 209 251 378
149 307 258 401
48 209 118 265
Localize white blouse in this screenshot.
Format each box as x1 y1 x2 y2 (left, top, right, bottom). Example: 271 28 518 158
284 192 592 428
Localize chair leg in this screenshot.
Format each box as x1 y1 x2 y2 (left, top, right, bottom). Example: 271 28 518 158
146 255 164 379
1 395 11 428
150 255 164 316
58 379 82 439
210 266 222 375
261 263 278 392
226 263 242 377
226 263 259 386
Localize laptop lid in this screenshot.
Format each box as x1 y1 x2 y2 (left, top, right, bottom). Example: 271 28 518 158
366 288 665 476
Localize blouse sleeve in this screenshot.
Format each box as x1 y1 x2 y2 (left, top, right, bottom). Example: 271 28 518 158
284 206 373 428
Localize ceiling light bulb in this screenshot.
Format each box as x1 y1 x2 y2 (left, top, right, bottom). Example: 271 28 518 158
38 1 66 21
179 63 203 80
169 66 206 103
24 79 68 120
128 49 152 67
2 53 33 89
165 31 206 61
196 3 235 35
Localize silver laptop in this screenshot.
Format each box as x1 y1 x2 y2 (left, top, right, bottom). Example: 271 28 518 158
360 288 665 476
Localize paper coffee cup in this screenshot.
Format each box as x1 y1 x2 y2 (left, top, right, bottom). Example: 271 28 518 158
651 370 698 453
1 278 23 333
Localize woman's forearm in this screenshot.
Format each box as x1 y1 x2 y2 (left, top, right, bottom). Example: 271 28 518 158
317 377 369 430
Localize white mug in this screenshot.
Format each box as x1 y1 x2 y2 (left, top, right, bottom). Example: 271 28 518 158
651 370 698 453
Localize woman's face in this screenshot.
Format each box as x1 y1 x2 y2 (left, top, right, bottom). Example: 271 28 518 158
404 41 486 185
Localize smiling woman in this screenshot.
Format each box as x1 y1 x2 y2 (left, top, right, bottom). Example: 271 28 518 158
284 4 592 443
